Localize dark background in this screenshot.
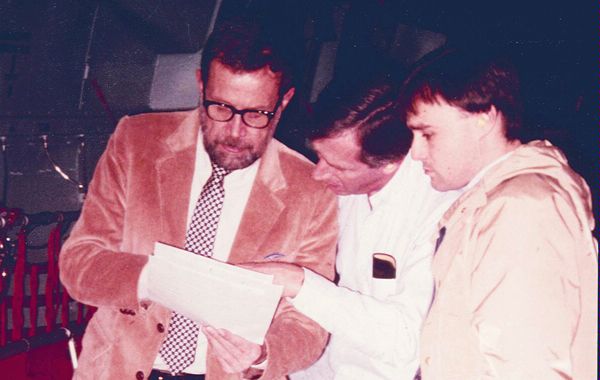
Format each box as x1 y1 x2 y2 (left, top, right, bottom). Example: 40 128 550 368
0 0 597 229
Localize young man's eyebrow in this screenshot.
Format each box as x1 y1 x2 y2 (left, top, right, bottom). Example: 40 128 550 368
407 123 430 131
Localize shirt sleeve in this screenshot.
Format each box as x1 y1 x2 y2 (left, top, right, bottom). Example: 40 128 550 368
257 182 338 379
137 260 150 300
291 238 434 365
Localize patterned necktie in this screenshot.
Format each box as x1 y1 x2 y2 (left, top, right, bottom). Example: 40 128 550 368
159 162 231 374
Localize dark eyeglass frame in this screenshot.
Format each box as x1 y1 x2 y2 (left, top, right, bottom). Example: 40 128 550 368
202 95 282 129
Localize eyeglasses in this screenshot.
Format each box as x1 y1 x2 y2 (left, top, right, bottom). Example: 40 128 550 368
202 98 280 129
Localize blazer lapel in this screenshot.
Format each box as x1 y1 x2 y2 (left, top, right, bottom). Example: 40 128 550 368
155 110 200 248
227 141 286 264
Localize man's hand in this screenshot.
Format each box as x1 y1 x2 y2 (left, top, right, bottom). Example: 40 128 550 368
240 262 305 298
202 326 265 374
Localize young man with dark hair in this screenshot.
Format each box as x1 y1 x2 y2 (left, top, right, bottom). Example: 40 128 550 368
245 79 459 379
403 49 597 379
59 17 337 380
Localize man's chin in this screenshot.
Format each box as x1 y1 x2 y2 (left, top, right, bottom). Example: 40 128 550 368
212 151 257 171
326 184 347 196
430 178 456 192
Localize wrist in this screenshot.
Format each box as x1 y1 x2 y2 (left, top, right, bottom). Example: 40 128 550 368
253 344 267 365
287 266 305 298
243 345 267 379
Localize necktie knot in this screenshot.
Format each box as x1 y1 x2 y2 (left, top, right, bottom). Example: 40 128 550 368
210 162 231 183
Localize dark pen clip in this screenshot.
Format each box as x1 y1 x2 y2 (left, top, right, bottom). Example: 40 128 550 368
372 253 396 279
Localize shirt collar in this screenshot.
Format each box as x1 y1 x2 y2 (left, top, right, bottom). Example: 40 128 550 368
462 150 514 192
367 154 414 209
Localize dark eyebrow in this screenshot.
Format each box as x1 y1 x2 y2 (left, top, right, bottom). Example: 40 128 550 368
317 153 351 171
407 123 431 131
204 92 276 112
206 98 273 113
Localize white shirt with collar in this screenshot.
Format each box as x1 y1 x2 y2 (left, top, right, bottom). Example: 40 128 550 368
140 131 259 374
290 154 460 380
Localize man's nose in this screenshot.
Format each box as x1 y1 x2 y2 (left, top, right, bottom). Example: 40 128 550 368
226 115 246 138
312 160 331 181
410 137 426 161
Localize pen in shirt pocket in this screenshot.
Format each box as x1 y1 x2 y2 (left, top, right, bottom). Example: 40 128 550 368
372 253 396 279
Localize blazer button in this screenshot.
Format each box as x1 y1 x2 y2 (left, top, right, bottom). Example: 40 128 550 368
135 370 144 380
119 308 136 316
157 323 165 333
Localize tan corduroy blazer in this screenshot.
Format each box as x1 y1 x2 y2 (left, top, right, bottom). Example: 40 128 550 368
59 110 338 380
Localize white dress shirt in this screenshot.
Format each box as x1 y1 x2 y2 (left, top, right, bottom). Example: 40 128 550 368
290 154 460 380
140 131 259 374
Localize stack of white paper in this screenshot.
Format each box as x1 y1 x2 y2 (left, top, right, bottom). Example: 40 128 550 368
150 242 283 345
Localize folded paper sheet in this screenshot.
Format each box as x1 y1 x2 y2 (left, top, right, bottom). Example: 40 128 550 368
150 242 283 344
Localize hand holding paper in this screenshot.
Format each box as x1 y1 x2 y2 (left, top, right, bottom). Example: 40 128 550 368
202 326 265 373
240 261 305 298
145 242 284 345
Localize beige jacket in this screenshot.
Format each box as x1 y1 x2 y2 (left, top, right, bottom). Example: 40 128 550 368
421 140 597 379
59 110 338 380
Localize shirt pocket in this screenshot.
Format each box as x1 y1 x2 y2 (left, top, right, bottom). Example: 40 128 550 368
372 278 396 300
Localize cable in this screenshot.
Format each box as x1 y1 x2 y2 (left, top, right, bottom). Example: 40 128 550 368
1 136 8 206
40 135 85 193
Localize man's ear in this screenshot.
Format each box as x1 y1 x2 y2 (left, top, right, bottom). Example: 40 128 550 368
477 105 501 139
381 161 400 175
279 87 296 111
195 69 204 94
488 105 500 125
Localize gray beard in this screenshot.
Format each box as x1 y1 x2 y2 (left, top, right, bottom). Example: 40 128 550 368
203 137 260 170
199 110 267 170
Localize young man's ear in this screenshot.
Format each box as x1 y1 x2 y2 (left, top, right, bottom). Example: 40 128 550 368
477 105 500 139
477 113 489 127
382 161 400 175
488 105 501 125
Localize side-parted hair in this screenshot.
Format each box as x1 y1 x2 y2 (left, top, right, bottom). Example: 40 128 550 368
308 78 412 168
400 48 523 140
200 15 295 96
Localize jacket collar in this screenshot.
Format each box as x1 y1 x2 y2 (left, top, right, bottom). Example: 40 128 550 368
155 110 200 247
434 139 595 284
227 139 287 263
164 109 200 153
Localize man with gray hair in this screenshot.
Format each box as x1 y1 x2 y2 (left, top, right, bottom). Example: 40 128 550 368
60 16 337 380
245 78 459 379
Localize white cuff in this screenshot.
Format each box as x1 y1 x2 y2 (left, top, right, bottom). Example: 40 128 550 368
288 268 336 332
137 259 151 300
143 254 196 309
